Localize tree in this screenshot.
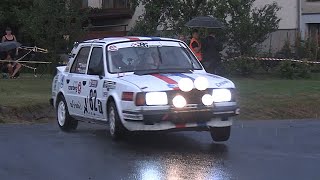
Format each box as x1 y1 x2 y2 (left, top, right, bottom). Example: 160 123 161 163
16 0 87 53
213 0 281 55
130 0 280 55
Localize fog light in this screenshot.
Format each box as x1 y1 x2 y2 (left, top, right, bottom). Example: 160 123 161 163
202 94 214 106
178 78 193 92
194 77 209 90
172 95 187 108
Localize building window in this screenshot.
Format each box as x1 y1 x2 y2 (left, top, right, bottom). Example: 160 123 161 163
102 0 128 8
71 0 88 8
102 0 114 8
308 23 320 46
82 0 88 8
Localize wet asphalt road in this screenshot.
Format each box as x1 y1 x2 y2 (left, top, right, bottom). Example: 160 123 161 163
0 120 319 180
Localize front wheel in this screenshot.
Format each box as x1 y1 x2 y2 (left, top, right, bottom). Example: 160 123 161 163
56 96 78 132
210 126 231 142
108 101 128 140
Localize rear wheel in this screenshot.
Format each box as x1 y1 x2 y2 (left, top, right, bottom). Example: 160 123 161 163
56 96 78 131
210 126 231 142
108 101 128 140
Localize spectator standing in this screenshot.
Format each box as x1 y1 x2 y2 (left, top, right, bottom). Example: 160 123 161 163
202 31 223 74
189 29 202 61
1 27 21 78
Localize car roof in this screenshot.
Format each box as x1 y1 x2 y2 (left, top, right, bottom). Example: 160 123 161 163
81 36 183 45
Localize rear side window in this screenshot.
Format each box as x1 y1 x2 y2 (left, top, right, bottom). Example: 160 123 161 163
87 47 104 76
70 47 91 74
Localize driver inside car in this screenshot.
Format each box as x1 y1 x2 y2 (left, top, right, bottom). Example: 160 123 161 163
111 52 128 72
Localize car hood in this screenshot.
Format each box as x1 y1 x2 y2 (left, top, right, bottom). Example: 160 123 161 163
119 72 235 91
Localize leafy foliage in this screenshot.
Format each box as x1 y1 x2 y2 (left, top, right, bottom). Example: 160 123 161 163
0 0 87 54
130 0 280 55
277 61 311 79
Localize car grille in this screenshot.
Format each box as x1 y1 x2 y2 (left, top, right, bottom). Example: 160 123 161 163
166 89 211 105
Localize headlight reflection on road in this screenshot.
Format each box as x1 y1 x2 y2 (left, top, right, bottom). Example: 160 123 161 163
137 161 163 180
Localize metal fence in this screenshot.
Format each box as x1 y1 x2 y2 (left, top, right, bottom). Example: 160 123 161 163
258 29 298 54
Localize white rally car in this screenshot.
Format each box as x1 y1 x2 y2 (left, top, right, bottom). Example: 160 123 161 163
50 36 240 142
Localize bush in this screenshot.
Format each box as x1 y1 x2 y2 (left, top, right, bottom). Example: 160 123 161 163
296 62 311 78
223 58 260 76
277 61 311 79
278 61 295 79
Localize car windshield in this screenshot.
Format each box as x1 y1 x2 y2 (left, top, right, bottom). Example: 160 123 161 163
107 41 202 75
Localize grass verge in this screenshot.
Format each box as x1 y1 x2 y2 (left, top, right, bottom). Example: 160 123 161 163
0 74 320 123
232 74 320 120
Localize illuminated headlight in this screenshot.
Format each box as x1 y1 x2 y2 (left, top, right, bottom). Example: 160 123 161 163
145 92 168 105
178 78 194 92
212 89 232 102
202 94 214 106
194 77 209 90
172 95 187 108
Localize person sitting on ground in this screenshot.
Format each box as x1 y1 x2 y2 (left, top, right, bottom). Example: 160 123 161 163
1 52 22 78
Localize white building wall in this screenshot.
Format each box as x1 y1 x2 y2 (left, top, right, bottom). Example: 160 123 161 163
253 0 299 30
88 0 101 8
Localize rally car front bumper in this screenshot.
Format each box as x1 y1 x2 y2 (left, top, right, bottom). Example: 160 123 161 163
122 102 240 126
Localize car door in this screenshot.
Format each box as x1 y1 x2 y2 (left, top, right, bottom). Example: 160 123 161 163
81 46 106 120
65 46 91 117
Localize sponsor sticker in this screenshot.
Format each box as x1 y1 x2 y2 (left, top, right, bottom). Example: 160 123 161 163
77 82 82 94
103 81 116 90
108 45 118 51
103 91 109 97
60 76 65 88
216 81 229 87
167 84 179 89
89 80 98 88
53 76 59 91
68 81 82 94
70 100 82 110
131 42 149 48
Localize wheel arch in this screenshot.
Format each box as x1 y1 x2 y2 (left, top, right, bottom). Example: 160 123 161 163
55 92 65 109
106 95 123 121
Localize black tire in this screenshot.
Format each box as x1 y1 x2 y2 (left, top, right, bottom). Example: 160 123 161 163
107 101 128 140
56 96 78 132
210 126 231 142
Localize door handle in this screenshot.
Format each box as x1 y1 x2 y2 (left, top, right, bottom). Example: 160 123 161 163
66 79 70 84
83 81 87 86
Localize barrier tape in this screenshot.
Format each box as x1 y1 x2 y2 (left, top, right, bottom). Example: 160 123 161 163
0 60 52 64
1 46 49 77
226 57 320 64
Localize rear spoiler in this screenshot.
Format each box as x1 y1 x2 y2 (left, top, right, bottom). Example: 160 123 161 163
57 66 66 73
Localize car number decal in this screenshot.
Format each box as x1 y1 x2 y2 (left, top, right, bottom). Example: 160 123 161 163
84 89 103 116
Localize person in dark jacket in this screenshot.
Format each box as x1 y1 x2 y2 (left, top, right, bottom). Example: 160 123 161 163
202 31 223 74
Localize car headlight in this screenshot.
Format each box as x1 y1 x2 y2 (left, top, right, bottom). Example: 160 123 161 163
172 95 187 108
145 92 168 105
212 89 232 102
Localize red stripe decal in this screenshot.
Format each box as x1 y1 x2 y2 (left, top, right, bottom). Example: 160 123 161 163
151 74 179 90
125 37 140 41
175 124 186 128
